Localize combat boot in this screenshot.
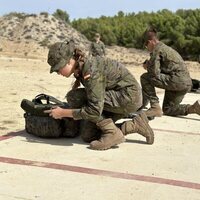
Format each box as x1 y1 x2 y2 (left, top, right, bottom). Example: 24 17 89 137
80 120 101 143
90 118 125 150
145 102 163 117
187 100 200 115
121 112 154 144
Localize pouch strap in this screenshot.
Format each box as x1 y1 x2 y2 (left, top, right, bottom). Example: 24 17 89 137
33 93 65 106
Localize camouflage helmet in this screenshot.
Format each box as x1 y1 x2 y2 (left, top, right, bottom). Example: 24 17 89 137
47 40 75 73
94 33 100 38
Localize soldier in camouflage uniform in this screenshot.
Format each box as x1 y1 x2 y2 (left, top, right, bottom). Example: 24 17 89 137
45 40 154 150
141 27 200 118
89 33 106 57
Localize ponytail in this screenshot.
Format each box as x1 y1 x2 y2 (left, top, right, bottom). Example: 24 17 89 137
72 48 86 90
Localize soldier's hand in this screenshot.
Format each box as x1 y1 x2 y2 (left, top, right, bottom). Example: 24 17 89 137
44 106 63 119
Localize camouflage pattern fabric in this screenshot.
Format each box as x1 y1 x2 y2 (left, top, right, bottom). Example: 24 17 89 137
141 42 192 116
25 114 62 138
89 41 106 57
67 57 142 123
47 40 75 73
79 120 101 143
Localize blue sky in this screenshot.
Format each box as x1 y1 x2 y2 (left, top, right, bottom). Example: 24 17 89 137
0 0 199 20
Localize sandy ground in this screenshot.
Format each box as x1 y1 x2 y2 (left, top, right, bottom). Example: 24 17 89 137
0 56 200 200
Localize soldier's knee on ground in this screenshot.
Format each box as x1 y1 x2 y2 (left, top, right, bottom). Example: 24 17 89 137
80 120 101 143
162 105 181 116
62 118 80 138
162 106 172 116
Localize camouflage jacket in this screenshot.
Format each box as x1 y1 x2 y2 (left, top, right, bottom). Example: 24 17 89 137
148 42 192 89
89 41 106 57
72 57 139 121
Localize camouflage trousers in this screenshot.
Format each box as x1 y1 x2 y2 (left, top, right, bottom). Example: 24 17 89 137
140 72 192 116
66 87 142 122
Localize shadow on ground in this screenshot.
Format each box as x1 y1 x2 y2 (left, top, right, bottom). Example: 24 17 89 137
167 115 200 122
4 130 86 147
4 129 149 148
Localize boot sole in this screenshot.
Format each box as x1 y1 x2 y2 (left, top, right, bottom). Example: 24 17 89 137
90 136 125 151
139 112 154 145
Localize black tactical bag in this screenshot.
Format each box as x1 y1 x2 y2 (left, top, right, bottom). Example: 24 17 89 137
21 94 80 138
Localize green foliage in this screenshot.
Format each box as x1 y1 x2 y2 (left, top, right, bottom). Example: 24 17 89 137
53 9 70 23
40 12 49 18
72 9 200 61
4 12 27 19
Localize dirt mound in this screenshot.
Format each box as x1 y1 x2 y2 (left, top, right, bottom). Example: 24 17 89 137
0 13 90 59
0 12 149 64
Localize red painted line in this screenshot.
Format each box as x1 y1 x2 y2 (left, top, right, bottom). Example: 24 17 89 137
0 130 25 141
153 128 200 136
0 156 200 190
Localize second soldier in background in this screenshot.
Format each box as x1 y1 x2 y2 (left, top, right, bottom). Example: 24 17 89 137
89 33 106 57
